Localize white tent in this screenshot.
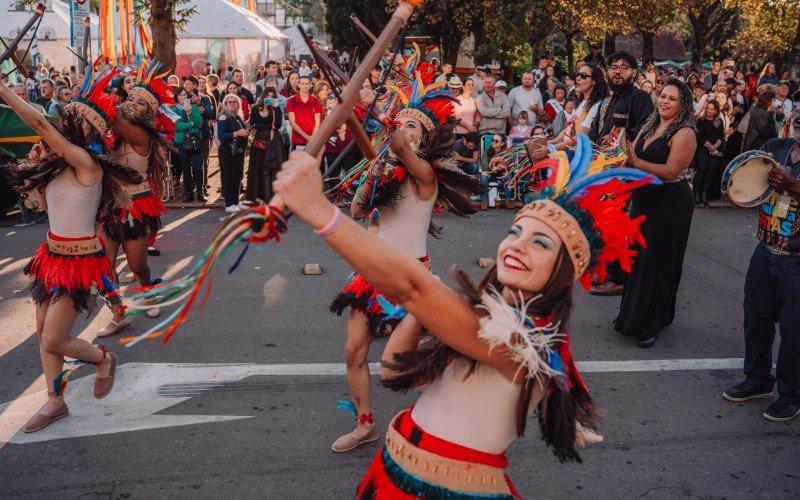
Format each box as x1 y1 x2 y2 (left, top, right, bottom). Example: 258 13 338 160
0 0 99 71
281 23 329 59
175 0 288 80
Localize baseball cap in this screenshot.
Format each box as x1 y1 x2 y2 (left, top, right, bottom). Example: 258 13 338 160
496 80 507 88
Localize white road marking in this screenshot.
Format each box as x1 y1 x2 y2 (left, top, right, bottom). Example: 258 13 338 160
0 358 744 445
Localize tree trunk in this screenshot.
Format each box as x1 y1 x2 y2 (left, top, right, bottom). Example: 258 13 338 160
565 32 575 73
604 32 616 57
150 0 177 72
641 31 654 65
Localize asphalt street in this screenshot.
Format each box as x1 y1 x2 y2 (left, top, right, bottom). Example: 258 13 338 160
0 206 798 499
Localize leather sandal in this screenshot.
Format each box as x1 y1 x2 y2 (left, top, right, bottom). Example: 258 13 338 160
23 395 69 433
94 347 118 399
96 316 132 338
331 426 380 453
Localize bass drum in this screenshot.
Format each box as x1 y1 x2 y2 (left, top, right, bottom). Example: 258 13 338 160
721 150 778 208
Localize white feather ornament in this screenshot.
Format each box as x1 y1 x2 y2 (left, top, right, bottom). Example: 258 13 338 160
476 287 564 388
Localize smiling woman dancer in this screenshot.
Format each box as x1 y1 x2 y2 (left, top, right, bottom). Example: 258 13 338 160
327 67 484 453
97 63 173 337
273 132 656 498
0 69 140 433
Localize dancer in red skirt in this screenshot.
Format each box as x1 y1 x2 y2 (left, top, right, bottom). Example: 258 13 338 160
274 132 657 497
97 62 173 337
0 69 141 433
327 65 484 453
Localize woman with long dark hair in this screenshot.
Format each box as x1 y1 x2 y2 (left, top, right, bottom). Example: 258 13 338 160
246 88 285 202
270 130 653 496
550 62 608 151
171 87 204 202
616 78 698 347
280 70 300 98
0 70 139 432
96 67 173 337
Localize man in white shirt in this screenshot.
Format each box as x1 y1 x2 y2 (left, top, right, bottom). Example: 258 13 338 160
298 60 312 77
507 71 543 127
775 81 793 117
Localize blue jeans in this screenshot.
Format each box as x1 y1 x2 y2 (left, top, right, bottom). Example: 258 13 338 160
458 162 480 176
480 173 512 201
743 244 800 404
179 146 204 194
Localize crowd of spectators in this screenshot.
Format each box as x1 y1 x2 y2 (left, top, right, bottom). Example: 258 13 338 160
3 53 797 214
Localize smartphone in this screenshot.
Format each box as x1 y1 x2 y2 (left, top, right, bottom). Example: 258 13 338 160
184 98 191 107
264 98 276 107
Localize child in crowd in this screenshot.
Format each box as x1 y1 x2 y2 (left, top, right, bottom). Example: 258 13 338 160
509 111 533 144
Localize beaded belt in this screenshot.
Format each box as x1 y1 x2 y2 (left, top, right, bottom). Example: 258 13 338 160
124 182 152 198
384 413 512 496
47 232 103 256
666 170 690 183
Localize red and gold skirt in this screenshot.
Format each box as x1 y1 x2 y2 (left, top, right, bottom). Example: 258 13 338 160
102 182 167 242
24 232 119 313
329 255 430 339
357 410 521 499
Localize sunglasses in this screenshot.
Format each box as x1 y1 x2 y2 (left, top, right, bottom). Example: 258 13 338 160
576 72 591 79
657 80 664 84
492 139 503 144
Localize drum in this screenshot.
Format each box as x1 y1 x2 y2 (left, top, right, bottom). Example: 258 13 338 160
721 151 778 208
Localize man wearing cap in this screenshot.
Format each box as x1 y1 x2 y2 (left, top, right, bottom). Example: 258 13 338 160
468 65 487 97
582 44 606 68
724 115 800 422
507 71 543 128
495 80 508 94
476 74 510 135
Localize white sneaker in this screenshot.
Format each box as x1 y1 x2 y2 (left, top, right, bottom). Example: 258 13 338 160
237 202 249 209
225 205 241 213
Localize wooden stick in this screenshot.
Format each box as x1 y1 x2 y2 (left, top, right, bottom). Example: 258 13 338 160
298 24 376 161
266 1 415 211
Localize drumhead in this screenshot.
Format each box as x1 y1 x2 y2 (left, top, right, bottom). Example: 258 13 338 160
722 152 777 208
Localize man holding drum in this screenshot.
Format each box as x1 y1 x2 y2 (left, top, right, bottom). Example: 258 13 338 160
724 115 800 422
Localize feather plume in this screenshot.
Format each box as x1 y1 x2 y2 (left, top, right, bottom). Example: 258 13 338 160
476 288 564 387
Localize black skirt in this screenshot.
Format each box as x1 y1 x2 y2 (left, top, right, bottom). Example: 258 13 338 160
614 180 694 339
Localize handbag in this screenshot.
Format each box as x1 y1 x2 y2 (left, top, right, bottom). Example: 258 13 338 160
183 131 202 153
252 138 268 150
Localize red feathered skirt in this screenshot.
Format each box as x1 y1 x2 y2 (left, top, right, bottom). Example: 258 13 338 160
101 181 167 243
356 410 521 499
24 232 119 314
329 255 430 339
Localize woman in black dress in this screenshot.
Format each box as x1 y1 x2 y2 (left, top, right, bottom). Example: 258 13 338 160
616 78 698 348
693 99 724 207
246 88 285 202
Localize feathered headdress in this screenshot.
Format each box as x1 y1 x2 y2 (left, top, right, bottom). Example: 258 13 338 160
515 134 661 289
386 43 458 131
129 59 174 113
66 66 121 134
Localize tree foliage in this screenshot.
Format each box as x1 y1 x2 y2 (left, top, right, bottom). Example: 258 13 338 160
725 0 800 69
322 0 390 59
141 0 196 71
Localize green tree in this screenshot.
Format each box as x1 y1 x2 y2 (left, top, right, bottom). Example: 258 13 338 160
682 0 739 66
142 0 196 71
624 0 677 64
322 0 390 58
726 0 800 70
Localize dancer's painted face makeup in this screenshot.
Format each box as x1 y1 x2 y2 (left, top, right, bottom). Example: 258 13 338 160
397 115 424 148
124 95 151 117
496 217 562 295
